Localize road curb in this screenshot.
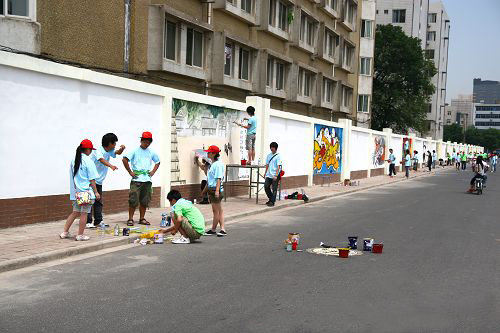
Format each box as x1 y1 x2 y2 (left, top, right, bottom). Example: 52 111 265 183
0 170 444 273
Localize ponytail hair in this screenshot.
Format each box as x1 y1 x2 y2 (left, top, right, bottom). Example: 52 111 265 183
213 153 220 161
73 145 83 177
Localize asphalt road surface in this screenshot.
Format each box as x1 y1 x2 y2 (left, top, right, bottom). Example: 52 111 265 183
1 169 499 333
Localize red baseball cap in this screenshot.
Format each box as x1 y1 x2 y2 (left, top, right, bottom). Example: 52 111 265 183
141 131 153 139
80 139 96 150
204 145 221 153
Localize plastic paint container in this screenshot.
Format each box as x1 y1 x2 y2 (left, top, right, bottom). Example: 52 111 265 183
286 243 292 252
154 233 164 244
338 248 350 258
363 238 374 251
122 228 130 236
292 240 298 251
372 243 384 253
288 233 300 244
241 159 247 165
348 236 358 249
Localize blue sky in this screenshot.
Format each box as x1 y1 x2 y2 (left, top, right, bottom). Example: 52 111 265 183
442 0 500 102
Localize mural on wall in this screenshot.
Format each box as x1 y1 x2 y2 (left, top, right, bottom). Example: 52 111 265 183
313 124 342 174
402 138 412 156
372 136 386 167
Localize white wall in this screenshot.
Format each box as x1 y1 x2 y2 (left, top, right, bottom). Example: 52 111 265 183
391 136 404 163
350 130 371 171
0 65 164 199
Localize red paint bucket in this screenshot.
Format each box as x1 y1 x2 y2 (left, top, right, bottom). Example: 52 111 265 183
338 248 350 258
297 194 303 200
241 159 247 165
372 244 384 253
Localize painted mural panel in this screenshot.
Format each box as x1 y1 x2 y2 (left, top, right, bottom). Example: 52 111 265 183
372 135 386 168
313 124 342 175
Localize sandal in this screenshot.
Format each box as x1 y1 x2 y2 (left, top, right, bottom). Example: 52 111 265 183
138 219 151 225
127 219 134 226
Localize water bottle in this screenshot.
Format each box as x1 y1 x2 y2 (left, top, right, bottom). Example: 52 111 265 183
160 213 167 227
114 224 120 236
98 224 105 238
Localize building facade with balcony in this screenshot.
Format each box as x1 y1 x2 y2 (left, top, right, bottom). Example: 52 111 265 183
32 0 363 122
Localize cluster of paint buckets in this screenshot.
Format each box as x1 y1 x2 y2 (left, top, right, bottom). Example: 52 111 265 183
284 233 301 252
339 236 383 258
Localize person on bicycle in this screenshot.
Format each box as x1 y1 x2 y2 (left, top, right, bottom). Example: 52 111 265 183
467 156 487 193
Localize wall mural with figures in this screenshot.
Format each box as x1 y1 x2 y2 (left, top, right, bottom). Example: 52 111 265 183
313 124 342 175
372 135 386 168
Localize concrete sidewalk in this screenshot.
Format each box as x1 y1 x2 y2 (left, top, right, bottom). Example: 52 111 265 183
0 167 449 272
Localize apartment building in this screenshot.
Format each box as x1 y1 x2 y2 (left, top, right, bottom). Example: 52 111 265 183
0 0 40 54
444 94 472 127
473 104 500 130
473 78 500 104
0 0 363 122
356 0 376 128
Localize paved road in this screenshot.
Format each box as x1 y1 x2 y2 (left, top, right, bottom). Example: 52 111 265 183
1 169 499 333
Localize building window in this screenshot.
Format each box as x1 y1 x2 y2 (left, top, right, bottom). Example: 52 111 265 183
323 79 335 103
344 0 356 26
428 13 437 23
357 95 370 112
325 0 338 11
300 12 316 47
238 47 250 80
164 19 177 61
186 28 203 67
342 86 353 108
343 44 354 68
425 49 435 59
447 111 451 116
269 0 289 32
361 20 373 38
224 43 233 76
427 103 432 113
298 68 313 97
276 62 285 90
324 29 338 58
241 0 252 14
446 119 451 124
266 58 274 87
360 57 371 75
384 10 388 14
2 0 29 17
427 31 436 41
392 9 406 23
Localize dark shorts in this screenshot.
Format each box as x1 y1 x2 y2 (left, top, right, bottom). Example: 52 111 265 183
208 189 224 204
129 181 152 207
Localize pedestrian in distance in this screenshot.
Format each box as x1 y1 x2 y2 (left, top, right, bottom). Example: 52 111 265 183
427 151 432 172
491 154 498 173
122 132 160 226
158 190 205 244
412 150 419 171
201 145 227 237
60 139 100 241
386 148 396 177
461 151 467 170
235 106 257 165
404 149 411 179
467 156 488 193
432 150 437 169
86 133 125 229
264 142 282 207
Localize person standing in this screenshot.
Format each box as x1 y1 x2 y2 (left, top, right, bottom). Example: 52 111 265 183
387 148 396 177
427 151 432 172
122 132 160 226
235 106 257 165
432 150 437 169
202 145 226 237
461 151 467 170
60 139 100 241
412 150 419 171
491 154 498 173
404 150 411 178
86 133 125 229
264 142 282 207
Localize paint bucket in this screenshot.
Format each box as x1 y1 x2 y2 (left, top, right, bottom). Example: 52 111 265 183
288 233 300 244
241 159 247 165
363 238 373 251
122 228 130 236
154 233 164 244
286 243 292 252
292 239 298 251
338 248 350 258
372 243 383 253
348 236 358 249
297 194 303 200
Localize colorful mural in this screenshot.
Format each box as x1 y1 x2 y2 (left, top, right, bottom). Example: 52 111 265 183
313 124 342 174
402 138 412 156
372 136 386 167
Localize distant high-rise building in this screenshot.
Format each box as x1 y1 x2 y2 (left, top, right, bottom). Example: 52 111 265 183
473 104 500 130
473 78 500 104
444 94 473 128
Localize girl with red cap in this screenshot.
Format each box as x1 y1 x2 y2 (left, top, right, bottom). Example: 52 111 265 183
60 139 100 241
201 145 227 236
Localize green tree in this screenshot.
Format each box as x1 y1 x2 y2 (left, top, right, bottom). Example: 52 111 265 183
443 123 464 143
372 25 437 134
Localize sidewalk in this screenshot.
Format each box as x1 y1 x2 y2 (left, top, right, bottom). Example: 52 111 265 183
0 167 449 273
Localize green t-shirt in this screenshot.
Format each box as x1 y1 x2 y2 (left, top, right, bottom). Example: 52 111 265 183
172 198 205 234
461 154 467 161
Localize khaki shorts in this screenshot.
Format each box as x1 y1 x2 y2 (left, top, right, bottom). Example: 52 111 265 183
208 189 224 204
181 217 202 241
129 181 152 208
72 200 94 213
246 134 256 150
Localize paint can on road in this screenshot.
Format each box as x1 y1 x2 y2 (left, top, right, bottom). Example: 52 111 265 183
372 243 384 253
338 248 350 258
348 236 358 249
122 228 130 236
363 238 373 251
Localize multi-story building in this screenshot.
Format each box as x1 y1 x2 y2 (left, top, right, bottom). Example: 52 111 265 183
473 78 500 104
473 104 500 130
356 0 376 128
376 0 449 140
444 94 473 127
0 0 40 54
0 0 366 122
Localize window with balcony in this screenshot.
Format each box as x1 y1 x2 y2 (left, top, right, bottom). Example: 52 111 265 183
361 20 373 38
186 28 203 67
224 43 233 76
164 19 177 61
428 13 437 23
324 29 338 59
427 31 436 41
323 79 335 103
392 9 406 23
300 12 316 47
360 57 371 75
357 95 370 112
238 47 251 80
342 86 353 108
298 68 314 97
269 0 289 32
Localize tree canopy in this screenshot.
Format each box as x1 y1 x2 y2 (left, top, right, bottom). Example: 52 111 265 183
443 124 464 143
371 25 436 134
444 125 500 152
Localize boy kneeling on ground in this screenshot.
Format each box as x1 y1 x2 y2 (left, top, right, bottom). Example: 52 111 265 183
159 190 205 244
